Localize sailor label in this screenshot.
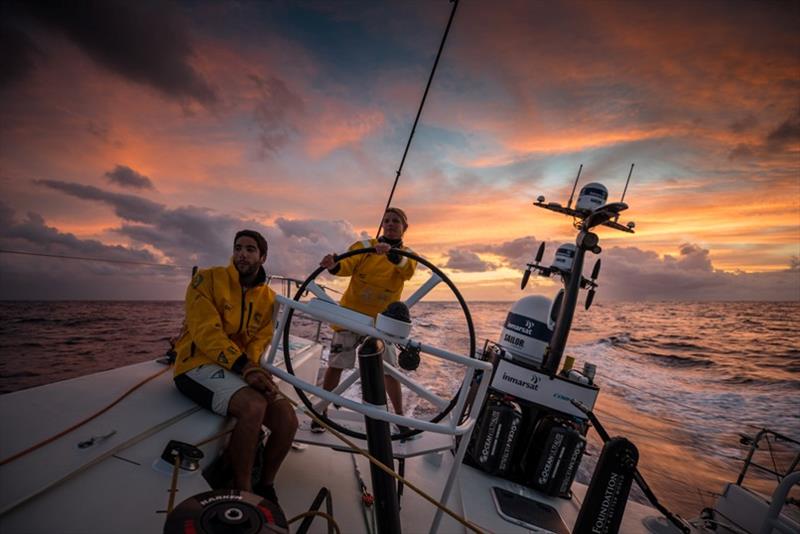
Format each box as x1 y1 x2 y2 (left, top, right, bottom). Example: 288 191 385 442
503 333 524 348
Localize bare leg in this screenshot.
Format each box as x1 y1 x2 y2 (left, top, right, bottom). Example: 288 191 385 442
384 374 403 415
321 366 344 394
260 398 298 485
226 387 267 491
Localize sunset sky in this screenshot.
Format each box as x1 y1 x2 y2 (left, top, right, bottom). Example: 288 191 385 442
1 0 798 301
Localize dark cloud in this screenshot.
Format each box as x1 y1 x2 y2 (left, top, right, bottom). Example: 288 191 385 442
104 165 154 190
275 217 354 246
2 184 360 298
461 234 798 301
444 249 497 272
728 114 758 134
766 107 800 151
0 201 185 299
728 143 755 160
17 0 216 106
37 180 164 222
0 19 42 88
584 245 798 301
250 74 305 156
471 236 550 270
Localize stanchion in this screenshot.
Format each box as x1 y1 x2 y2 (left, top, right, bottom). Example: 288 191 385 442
358 338 401 534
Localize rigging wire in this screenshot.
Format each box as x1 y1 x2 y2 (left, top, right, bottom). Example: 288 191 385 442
0 249 334 293
376 0 460 238
0 248 191 270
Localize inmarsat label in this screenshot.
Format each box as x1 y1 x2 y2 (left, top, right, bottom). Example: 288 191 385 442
490 359 598 418
504 312 552 343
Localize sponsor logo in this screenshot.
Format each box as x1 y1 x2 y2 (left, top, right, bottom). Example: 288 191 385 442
559 441 585 493
503 333 524 348
478 411 501 464
200 493 243 506
498 416 519 471
501 371 540 391
553 392 572 402
218 352 229 364
593 471 622 533
505 320 534 337
537 433 564 484
210 369 225 379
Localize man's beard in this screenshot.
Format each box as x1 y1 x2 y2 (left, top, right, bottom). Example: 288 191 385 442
236 261 259 277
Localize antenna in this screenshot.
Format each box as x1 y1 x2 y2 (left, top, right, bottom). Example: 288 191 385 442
620 163 635 203
565 164 583 209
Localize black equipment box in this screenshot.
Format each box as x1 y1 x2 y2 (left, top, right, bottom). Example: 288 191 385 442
464 341 590 499
520 415 586 498
465 395 523 477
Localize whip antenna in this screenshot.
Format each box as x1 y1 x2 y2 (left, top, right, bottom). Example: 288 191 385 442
620 163 635 203
566 164 583 209
377 0 460 237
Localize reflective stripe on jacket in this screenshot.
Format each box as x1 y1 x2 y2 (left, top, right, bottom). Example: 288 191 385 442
335 238 417 320
173 263 276 376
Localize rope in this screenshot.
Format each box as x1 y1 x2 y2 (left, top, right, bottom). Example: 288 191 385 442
288 510 341 534
166 454 181 514
277 391 489 534
0 366 171 466
377 0 460 238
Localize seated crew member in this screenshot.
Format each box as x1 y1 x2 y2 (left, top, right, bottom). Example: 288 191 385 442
313 207 417 432
172 230 297 505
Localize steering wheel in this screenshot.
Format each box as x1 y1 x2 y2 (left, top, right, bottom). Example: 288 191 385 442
281 247 476 440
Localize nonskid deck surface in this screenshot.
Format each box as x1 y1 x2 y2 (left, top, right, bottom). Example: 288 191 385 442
0 337 322 533
0 339 675 534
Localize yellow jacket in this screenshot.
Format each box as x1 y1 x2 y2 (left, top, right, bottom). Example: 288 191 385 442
174 263 276 376
334 238 417 320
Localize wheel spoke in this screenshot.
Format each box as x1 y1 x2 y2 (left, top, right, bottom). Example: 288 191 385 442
306 280 336 303
282 247 476 441
404 273 442 308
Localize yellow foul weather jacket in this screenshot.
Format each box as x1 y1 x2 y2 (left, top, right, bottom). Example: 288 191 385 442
334 238 417 320
173 263 276 376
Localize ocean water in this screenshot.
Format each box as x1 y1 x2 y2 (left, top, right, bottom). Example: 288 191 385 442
1 299 798 519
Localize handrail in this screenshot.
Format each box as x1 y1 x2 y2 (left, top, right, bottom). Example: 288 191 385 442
760 470 800 534
736 428 800 486
263 293 491 534
265 294 492 433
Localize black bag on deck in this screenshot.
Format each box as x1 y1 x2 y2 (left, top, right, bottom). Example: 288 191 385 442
520 415 585 498
573 437 639 534
466 396 523 476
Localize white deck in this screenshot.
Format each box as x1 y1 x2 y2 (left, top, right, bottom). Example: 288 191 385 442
0 337 682 534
